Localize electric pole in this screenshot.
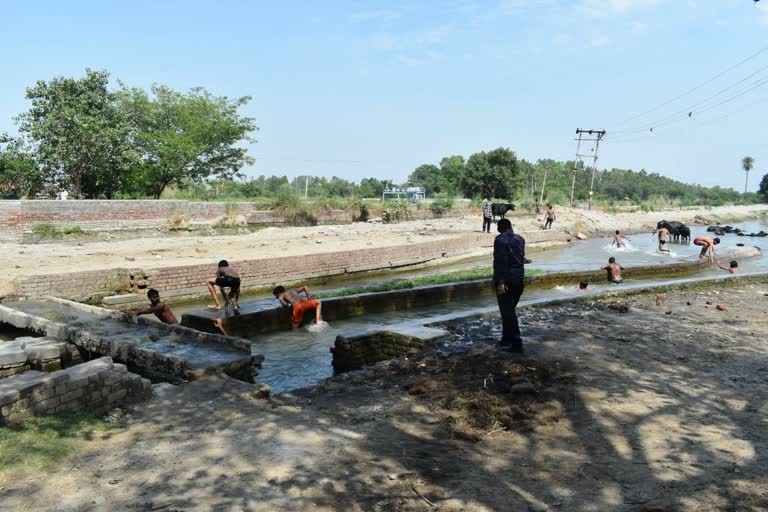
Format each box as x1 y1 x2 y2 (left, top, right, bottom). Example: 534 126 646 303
573 128 606 210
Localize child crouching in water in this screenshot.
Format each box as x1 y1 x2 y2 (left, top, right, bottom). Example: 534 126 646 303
273 285 326 330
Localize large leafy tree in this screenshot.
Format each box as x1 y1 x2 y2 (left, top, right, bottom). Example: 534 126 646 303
461 147 519 199
408 164 442 195
438 155 465 195
16 69 136 198
118 84 257 198
758 173 768 202
0 135 42 199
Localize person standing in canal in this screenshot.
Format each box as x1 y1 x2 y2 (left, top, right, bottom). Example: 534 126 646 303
493 218 526 353
481 196 493 233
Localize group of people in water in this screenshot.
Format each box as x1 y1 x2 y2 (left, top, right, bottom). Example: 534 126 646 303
126 259 326 334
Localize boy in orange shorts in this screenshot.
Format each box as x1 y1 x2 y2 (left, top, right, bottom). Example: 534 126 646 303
273 285 326 330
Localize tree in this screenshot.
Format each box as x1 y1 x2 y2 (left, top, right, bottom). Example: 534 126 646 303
438 155 465 195
742 156 754 194
0 135 42 199
118 84 257 198
461 148 519 199
408 164 442 195
758 173 768 202
16 69 136 198
358 177 390 198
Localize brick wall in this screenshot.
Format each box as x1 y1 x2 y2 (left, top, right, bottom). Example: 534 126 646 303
0 199 479 242
331 331 426 372
14 233 495 304
0 357 152 425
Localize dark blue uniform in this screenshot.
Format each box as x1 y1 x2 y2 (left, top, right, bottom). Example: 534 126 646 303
493 230 526 351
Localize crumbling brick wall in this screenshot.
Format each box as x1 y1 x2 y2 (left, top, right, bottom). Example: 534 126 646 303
0 357 152 425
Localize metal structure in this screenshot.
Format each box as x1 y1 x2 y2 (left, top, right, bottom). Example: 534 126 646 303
382 187 426 202
571 129 606 209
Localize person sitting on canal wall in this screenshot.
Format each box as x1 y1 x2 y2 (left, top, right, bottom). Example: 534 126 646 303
207 260 241 312
126 289 178 324
602 257 624 284
273 285 326 330
717 260 739 274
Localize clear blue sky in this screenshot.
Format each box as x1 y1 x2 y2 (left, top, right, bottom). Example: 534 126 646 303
3 0 768 191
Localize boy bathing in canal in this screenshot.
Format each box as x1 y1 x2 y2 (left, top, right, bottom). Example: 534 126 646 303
717 260 739 274
207 260 241 312
273 285 326 330
602 257 625 284
126 289 177 324
693 236 720 263
652 226 671 253
612 230 631 248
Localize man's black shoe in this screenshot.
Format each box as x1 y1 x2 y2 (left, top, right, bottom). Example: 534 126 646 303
498 343 524 354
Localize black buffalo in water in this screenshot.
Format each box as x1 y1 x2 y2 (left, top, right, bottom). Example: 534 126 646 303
491 203 515 219
657 220 689 243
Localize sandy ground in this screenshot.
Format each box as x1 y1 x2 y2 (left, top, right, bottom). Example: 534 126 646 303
3 278 768 511
2 205 766 285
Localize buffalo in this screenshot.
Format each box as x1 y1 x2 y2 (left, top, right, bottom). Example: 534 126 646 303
491 203 515 219
657 220 690 243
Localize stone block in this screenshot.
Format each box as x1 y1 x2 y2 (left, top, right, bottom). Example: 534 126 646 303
107 389 127 404
60 388 84 403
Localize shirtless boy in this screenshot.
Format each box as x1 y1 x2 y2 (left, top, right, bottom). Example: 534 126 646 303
602 257 625 284
717 260 739 274
652 226 671 253
273 285 326 330
207 260 241 312
578 281 589 292
612 230 631 248
127 289 177 324
693 236 720 263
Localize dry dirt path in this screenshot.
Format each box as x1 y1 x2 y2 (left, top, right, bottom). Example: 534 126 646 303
2 278 768 511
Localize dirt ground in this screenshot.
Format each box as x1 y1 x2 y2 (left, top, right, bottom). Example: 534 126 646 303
2 204 765 288
2 278 768 511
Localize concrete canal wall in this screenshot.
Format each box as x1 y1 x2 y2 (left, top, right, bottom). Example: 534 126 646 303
0 300 262 383
182 246 760 337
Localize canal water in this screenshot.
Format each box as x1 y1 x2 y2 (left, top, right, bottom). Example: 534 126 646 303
247 220 768 394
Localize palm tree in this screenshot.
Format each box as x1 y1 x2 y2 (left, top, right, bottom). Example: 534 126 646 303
742 156 754 194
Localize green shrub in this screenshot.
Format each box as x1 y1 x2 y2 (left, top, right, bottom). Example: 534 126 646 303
382 199 410 223
640 203 653 212
349 198 369 222
429 195 455 218
31 224 83 237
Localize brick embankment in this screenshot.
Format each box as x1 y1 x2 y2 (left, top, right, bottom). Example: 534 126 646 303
0 199 482 242
0 357 152 425
12 231 568 306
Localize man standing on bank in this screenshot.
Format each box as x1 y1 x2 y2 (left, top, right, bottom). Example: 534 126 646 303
481 195 493 233
493 218 526 353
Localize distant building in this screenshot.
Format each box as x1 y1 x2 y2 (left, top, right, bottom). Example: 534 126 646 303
382 186 426 202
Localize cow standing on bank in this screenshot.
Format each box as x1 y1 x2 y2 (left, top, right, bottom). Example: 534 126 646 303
491 202 515 220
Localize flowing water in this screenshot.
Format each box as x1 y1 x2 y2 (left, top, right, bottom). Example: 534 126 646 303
246 221 768 394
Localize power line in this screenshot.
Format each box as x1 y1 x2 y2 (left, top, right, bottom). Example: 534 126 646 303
615 43 768 127
611 62 768 137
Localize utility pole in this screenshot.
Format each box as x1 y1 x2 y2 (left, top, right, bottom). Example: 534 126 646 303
539 161 548 205
305 176 309 198
573 128 606 210
570 132 583 207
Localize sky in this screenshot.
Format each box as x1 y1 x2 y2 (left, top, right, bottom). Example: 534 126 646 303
2 0 768 191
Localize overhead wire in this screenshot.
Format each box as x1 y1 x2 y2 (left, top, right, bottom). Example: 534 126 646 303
614 43 768 127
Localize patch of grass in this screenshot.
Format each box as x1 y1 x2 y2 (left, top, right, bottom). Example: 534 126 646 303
317 267 544 298
0 413 117 475
31 224 83 238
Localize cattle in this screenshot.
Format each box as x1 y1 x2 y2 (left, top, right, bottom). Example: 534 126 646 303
491 203 515 219
657 220 690 243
